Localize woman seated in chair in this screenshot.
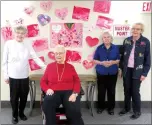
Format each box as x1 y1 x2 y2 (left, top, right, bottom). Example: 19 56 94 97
40 45 84 125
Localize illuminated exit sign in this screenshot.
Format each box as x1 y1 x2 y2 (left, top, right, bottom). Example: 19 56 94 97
142 1 151 13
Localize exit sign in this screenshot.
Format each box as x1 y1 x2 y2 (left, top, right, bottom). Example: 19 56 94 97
142 1 151 13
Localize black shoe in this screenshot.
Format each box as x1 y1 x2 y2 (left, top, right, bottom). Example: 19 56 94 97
12 117 18 124
108 109 114 115
97 108 104 114
130 112 141 120
19 114 27 121
119 109 130 116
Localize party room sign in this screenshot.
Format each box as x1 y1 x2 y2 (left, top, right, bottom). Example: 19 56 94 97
113 25 131 37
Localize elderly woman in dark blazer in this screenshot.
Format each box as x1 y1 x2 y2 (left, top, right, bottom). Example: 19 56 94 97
93 32 120 115
119 23 151 119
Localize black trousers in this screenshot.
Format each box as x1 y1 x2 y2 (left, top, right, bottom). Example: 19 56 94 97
123 68 141 113
9 77 29 117
97 73 118 110
42 90 84 125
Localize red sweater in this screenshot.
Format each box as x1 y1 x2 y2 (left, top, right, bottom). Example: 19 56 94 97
40 62 80 93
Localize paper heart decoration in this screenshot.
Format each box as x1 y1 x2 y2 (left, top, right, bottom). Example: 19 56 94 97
86 36 99 47
48 51 55 60
66 50 81 62
40 1 52 11
52 24 62 33
83 60 94 69
14 18 24 25
24 6 35 15
37 14 51 26
55 8 68 20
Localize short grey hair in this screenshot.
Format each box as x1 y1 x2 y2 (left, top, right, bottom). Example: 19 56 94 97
132 22 144 32
14 26 27 34
101 31 113 42
54 44 66 53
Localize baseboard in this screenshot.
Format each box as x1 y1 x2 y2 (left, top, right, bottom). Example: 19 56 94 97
1 101 151 108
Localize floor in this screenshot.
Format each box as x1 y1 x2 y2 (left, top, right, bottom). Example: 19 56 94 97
0 108 151 125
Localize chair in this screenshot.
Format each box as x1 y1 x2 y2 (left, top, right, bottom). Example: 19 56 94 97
40 87 85 125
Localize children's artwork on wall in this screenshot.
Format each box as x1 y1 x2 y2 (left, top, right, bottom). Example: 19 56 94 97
72 6 90 21
37 14 51 26
40 1 52 11
66 50 81 63
24 6 35 16
82 60 94 69
27 24 39 37
96 16 113 29
14 18 24 25
86 36 99 47
1 26 14 42
55 7 68 20
29 56 45 71
93 0 111 14
48 51 55 60
51 23 83 48
32 38 48 52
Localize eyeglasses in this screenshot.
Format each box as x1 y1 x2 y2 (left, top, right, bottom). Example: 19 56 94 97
55 52 64 55
131 28 142 31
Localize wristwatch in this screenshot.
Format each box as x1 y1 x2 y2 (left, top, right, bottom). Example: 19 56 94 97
73 92 78 97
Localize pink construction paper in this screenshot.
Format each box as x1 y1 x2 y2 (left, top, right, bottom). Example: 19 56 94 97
96 16 113 29
29 56 45 71
48 51 55 60
1 26 14 42
40 1 52 11
93 0 111 14
32 38 48 52
50 23 83 48
66 50 81 63
72 6 90 21
24 6 35 16
27 24 39 37
82 60 94 69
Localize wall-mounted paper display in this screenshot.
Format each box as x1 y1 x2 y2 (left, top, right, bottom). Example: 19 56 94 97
29 56 45 71
55 7 68 20
113 25 131 37
48 51 55 60
51 23 83 48
27 24 39 37
66 50 82 63
82 60 94 69
40 1 52 12
72 6 90 21
141 1 151 13
86 36 99 47
32 38 49 52
1 26 14 42
37 14 51 26
93 0 111 14
14 18 24 25
24 6 35 16
96 16 113 29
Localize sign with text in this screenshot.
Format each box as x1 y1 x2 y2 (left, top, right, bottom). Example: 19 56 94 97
142 1 151 13
113 25 131 38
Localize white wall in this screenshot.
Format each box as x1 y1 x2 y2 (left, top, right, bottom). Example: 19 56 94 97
1 1 151 101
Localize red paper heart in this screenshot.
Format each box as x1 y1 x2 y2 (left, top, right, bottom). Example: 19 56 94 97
82 60 94 69
48 51 55 60
86 36 99 47
66 50 81 62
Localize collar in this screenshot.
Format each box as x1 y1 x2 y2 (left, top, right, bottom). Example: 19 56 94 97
101 43 113 50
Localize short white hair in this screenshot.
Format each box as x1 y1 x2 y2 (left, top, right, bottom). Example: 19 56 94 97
14 25 27 34
132 22 144 32
101 31 113 42
54 45 66 53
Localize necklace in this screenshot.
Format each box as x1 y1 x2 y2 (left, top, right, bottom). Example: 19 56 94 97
56 62 65 81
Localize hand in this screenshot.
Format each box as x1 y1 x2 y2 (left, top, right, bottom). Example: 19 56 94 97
101 61 111 67
5 79 9 84
140 75 146 81
68 94 77 102
46 89 54 96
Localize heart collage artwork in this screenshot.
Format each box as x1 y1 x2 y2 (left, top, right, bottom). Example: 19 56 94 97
1 0 113 71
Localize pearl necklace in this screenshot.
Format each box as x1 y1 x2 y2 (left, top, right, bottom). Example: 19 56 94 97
56 62 65 81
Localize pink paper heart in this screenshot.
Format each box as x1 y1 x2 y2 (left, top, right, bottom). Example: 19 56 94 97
86 36 99 47
83 60 94 69
40 1 52 11
55 8 68 20
48 51 55 60
24 6 35 15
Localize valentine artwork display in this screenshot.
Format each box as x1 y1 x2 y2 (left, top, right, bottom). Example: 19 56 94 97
85 36 99 47
83 60 94 69
14 18 24 25
72 6 90 21
55 8 68 20
27 24 39 37
32 38 48 52
51 23 83 47
1 26 14 42
93 0 111 14
40 1 52 11
29 56 45 71
48 51 55 60
37 14 51 26
24 6 35 16
66 50 81 63
96 16 113 29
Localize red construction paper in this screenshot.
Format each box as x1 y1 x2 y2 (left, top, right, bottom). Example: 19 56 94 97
27 24 39 37
93 0 111 14
48 51 55 60
32 38 48 52
86 36 99 47
66 50 81 63
96 16 113 29
29 56 45 71
72 6 90 21
82 60 94 69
